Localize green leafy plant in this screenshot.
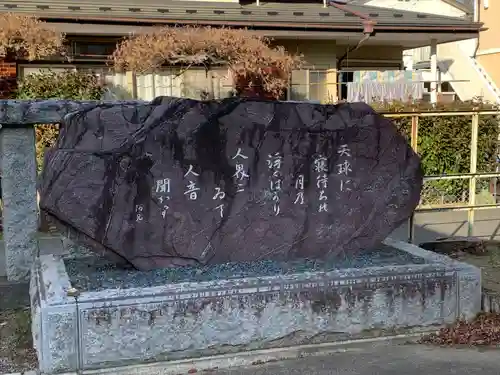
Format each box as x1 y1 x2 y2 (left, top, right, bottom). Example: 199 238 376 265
371 100 500 204
15 69 104 171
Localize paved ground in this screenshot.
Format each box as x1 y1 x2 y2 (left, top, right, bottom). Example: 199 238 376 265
391 208 500 244
219 342 500 375
0 278 29 310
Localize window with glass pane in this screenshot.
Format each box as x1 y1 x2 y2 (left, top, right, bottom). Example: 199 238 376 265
181 68 233 100
309 70 327 103
289 70 308 101
73 42 117 57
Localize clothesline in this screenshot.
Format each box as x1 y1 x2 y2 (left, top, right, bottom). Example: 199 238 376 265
346 81 424 103
339 79 469 84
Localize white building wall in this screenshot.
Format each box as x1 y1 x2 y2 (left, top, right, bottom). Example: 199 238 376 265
363 0 466 17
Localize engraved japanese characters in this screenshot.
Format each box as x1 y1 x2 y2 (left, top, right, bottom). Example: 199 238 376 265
39 97 423 270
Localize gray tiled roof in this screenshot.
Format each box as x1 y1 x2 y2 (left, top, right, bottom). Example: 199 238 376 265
336 3 475 25
1 0 482 30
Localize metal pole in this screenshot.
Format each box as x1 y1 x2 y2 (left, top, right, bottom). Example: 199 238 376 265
430 39 438 104
495 112 500 203
410 115 419 152
67 287 82 373
468 113 479 236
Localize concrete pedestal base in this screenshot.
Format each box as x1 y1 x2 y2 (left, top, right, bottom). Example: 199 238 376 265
30 238 481 374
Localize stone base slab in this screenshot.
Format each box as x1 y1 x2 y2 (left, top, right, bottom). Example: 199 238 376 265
30 238 481 374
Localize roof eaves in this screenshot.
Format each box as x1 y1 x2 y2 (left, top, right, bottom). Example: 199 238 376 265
38 15 483 34
327 1 481 31
6 1 482 32
370 24 483 31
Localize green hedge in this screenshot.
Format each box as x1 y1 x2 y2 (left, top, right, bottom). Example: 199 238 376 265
15 70 104 171
372 101 500 204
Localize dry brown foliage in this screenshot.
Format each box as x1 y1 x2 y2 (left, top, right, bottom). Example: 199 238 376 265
111 26 302 98
0 13 65 60
419 313 500 346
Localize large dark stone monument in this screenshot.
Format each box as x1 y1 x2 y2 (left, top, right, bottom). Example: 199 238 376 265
27 98 482 375
39 97 423 270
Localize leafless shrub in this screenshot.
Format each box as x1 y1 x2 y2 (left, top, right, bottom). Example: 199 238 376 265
111 26 302 98
0 13 65 60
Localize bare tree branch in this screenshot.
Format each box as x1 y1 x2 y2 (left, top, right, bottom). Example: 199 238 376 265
110 26 303 99
0 13 65 61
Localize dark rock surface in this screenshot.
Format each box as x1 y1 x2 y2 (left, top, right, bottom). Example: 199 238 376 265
39 97 423 270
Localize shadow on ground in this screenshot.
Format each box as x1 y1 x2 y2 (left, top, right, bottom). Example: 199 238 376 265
390 209 500 244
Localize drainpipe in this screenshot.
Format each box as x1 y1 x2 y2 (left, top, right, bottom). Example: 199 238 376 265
473 0 480 57
329 1 373 21
430 38 438 104
336 20 376 98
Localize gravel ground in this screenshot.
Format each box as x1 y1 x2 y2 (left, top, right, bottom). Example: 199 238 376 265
65 244 426 292
0 309 37 374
